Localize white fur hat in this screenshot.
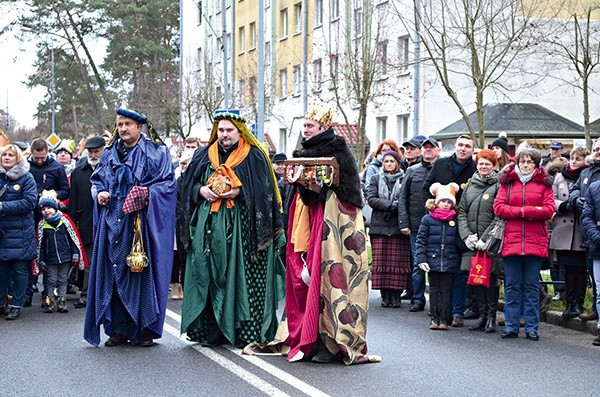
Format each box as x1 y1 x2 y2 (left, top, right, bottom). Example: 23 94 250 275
430 182 460 206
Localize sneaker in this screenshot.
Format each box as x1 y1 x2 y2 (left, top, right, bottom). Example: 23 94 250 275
5 307 21 320
429 319 439 330
73 299 87 309
43 296 54 313
410 302 425 312
57 298 69 313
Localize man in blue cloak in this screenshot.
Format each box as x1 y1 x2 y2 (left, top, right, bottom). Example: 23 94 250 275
84 108 176 347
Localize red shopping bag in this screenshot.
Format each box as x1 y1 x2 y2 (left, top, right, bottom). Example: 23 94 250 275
467 250 492 288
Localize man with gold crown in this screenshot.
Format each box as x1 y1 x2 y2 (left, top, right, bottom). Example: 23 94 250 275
84 108 176 347
265 103 375 365
179 109 285 348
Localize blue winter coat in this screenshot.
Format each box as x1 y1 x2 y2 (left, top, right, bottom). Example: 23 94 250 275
0 159 38 261
415 213 461 273
581 180 600 259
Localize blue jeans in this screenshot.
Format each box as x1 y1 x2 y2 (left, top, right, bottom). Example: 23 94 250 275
593 259 600 330
503 256 542 334
0 260 29 308
452 271 468 318
587 254 597 314
410 233 425 305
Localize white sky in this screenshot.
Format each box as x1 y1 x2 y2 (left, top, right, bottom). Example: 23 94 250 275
0 4 45 130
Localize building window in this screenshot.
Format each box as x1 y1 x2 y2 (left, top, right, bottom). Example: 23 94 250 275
279 128 287 152
314 0 323 27
280 68 288 98
238 26 245 53
293 64 301 96
330 0 339 20
399 35 410 74
329 54 339 89
280 8 288 39
249 22 256 49
354 6 363 38
294 3 302 34
312 59 322 91
265 41 271 65
377 40 388 79
397 114 409 143
376 117 387 142
238 79 246 105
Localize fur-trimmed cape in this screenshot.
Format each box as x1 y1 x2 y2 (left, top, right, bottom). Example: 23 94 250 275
292 128 363 208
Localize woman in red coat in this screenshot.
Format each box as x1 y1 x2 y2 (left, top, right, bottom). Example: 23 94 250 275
493 148 555 341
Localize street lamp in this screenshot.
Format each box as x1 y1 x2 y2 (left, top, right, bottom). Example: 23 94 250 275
51 43 55 136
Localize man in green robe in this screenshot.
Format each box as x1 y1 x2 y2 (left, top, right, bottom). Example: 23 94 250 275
180 110 285 347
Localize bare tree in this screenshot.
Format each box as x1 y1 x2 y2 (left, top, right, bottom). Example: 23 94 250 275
541 2 600 150
317 0 407 166
397 0 554 148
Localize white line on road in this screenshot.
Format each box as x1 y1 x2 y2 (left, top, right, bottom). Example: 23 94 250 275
164 309 331 397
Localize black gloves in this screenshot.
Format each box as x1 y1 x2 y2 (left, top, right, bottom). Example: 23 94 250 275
576 197 586 212
558 201 573 214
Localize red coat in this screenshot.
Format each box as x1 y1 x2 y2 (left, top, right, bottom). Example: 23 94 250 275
493 165 555 258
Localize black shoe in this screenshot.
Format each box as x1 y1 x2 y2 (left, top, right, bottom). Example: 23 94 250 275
468 318 487 331
409 303 424 312
105 332 128 347
74 299 87 309
391 292 401 308
201 331 227 347
562 302 578 319
501 331 518 339
5 307 20 320
484 318 496 333
463 308 479 320
593 332 600 346
311 348 334 363
23 295 32 308
140 333 155 347
525 332 539 341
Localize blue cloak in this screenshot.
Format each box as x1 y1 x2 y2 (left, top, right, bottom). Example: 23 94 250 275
84 134 176 346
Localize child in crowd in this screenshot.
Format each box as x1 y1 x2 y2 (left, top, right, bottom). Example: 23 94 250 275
415 183 461 330
36 190 86 313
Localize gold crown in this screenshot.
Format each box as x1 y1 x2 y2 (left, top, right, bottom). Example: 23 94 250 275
304 103 334 126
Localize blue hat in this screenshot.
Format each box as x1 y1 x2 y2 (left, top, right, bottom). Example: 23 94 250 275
39 196 59 210
84 136 106 149
116 108 147 124
550 142 563 149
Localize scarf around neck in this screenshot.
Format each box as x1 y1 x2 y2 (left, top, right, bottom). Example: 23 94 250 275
207 136 250 213
515 165 534 184
377 171 403 202
430 208 456 222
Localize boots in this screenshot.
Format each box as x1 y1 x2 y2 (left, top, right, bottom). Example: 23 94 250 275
484 285 498 333
57 297 68 313
562 301 579 319
469 316 487 331
381 290 391 308
391 290 401 308
593 330 600 347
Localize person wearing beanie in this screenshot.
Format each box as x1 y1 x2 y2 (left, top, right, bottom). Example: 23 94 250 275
415 182 461 330
491 137 511 170
36 190 87 314
367 150 411 309
457 148 502 333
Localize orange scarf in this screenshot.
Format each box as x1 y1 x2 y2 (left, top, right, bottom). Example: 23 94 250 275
207 137 250 213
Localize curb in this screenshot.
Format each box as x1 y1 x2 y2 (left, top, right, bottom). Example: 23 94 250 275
543 310 598 335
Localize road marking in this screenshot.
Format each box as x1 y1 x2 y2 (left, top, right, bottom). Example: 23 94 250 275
164 310 331 397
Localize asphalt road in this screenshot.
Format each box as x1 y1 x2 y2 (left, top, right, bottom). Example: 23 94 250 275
1 290 598 397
